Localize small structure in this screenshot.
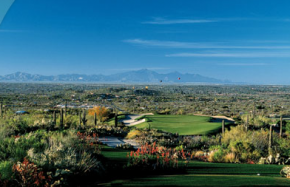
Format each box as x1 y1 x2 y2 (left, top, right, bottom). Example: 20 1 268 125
15 111 29 115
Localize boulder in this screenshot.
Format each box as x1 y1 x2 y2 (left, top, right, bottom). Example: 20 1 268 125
280 166 290 178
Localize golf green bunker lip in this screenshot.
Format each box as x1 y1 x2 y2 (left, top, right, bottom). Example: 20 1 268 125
134 115 235 136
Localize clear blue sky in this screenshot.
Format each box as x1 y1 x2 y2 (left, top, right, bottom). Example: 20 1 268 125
1 0 290 84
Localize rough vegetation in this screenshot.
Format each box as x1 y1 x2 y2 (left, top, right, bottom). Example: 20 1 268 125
1 83 290 186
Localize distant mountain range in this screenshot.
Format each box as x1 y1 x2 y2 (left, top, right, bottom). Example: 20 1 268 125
0 69 230 84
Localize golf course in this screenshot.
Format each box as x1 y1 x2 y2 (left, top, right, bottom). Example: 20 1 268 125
101 146 290 187
133 115 234 135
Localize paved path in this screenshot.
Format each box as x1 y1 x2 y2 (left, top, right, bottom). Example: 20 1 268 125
99 114 153 148
120 113 153 126
98 136 124 148
99 136 140 149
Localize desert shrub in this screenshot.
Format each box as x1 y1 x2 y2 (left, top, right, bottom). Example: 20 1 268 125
11 117 29 135
193 151 208 161
0 161 13 180
0 123 15 139
185 136 219 150
175 145 184 151
201 135 220 149
13 158 51 187
88 106 110 123
0 130 74 162
222 125 273 159
276 137 290 157
184 136 203 149
229 141 260 163
176 109 184 115
194 151 204 158
63 114 79 129
0 137 27 162
285 122 290 136
253 115 271 128
208 146 226 163
126 142 190 172
222 125 248 145
28 131 101 173
126 129 142 139
224 153 237 163
249 129 269 157
28 145 101 173
241 115 270 129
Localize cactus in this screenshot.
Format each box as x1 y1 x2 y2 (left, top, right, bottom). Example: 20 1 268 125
114 113 118 127
52 110 56 129
245 115 249 131
0 103 2 118
94 112 97 126
64 100 67 117
269 125 273 155
60 109 64 130
82 109 87 127
280 116 283 138
79 110 82 129
222 120 225 135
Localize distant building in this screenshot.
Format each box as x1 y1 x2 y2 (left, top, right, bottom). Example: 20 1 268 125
15 111 29 115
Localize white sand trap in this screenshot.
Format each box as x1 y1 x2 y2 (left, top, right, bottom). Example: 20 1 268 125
120 113 153 126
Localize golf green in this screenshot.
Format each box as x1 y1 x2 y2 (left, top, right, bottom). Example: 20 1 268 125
135 115 232 135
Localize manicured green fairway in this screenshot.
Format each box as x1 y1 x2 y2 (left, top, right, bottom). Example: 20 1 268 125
134 115 232 135
101 145 128 163
101 146 290 187
109 174 290 187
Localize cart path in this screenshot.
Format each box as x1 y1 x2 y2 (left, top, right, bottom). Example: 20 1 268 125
98 136 139 149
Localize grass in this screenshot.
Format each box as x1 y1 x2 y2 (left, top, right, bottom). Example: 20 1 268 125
107 115 127 126
109 174 290 186
101 145 290 187
134 115 233 135
101 145 128 163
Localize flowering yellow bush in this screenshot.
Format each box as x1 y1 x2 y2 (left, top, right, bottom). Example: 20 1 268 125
224 153 237 163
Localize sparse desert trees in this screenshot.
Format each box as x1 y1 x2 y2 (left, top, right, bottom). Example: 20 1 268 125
88 106 110 123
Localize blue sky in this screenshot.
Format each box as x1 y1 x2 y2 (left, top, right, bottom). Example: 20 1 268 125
1 0 290 84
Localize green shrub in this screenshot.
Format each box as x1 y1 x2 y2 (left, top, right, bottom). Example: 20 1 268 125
208 146 226 163
229 141 260 163
277 138 290 157
0 161 13 180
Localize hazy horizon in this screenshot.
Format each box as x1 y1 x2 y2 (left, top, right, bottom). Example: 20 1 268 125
1 0 290 84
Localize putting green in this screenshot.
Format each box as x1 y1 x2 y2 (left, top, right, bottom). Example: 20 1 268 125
134 115 232 135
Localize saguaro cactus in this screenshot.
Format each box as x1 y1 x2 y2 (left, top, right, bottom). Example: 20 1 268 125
52 110 56 129
269 125 273 155
0 103 2 118
114 113 118 127
79 110 82 129
246 115 249 131
94 112 97 126
60 109 64 130
280 116 283 138
82 109 87 127
252 104 256 118
64 100 68 117
222 120 225 136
